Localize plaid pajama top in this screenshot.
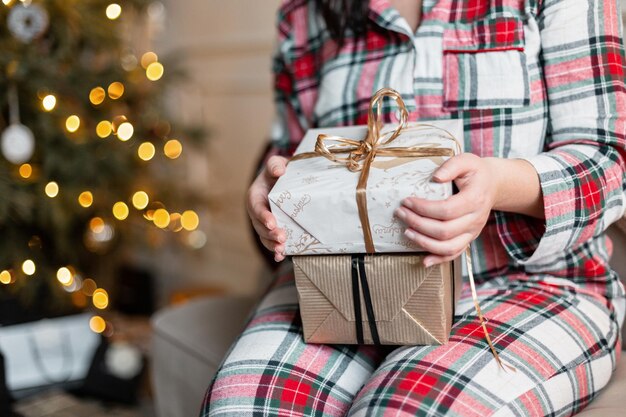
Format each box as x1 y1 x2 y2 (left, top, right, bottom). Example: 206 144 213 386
269 0 626 301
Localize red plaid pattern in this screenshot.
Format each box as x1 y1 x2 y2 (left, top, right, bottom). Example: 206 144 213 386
202 0 626 414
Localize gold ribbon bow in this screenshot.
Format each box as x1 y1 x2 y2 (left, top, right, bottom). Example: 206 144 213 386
292 87 514 372
292 88 459 253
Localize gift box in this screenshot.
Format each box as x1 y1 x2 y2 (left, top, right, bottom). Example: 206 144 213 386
294 254 462 345
268 100 463 255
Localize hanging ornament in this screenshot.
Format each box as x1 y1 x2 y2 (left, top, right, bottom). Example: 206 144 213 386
7 3 49 43
1 124 35 164
1 84 35 164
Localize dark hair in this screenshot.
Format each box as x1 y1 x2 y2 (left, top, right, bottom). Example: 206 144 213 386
315 0 370 44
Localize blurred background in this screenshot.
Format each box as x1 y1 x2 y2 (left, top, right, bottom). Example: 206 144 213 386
0 0 279 415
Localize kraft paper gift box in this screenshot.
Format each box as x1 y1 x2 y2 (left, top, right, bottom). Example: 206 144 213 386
293 254 462 345
268 118 464 256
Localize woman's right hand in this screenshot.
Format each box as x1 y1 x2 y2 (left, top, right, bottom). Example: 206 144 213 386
247 155 289 262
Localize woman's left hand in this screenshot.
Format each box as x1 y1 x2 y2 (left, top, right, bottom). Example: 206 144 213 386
394 153 498 267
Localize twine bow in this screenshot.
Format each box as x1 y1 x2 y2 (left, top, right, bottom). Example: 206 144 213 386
292 87 514 372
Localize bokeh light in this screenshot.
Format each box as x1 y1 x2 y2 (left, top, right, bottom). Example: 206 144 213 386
96 120 112 138
78 191 93 208
92 288 109 309
138 142 155 161
140 52 158 69
106 3 122 20
89 316 106 333
153 208 170 228
56 267 73 286
42 94 57 111
19 163 32 179
163 139 182 159
82 278 97 296
146 62 164 81
181 210 199 231
0 270 12 285
132 191 149 210
45 181 59 198
22 260 36 276
117 122 134 141
112 202 129 220
108 82 124 99
89 87 106 105
65 115 81 132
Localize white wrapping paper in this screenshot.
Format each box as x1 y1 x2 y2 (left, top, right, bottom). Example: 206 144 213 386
269 120 464 255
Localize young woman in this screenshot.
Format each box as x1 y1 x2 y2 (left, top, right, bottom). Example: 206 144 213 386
202 0 626 415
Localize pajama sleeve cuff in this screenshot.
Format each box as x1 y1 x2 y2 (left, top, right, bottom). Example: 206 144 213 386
494 153 573 266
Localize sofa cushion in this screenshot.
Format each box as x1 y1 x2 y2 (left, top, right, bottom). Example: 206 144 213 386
151 297 255 417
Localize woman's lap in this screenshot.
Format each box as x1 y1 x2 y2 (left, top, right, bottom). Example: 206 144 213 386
201 272 623 417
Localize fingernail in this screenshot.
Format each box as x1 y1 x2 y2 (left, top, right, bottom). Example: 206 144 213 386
395 208 407 219
433 169 448 182
424 258 433 268
404 229 417 240
277 235 285 243
266 222 274 230
402 199 413 209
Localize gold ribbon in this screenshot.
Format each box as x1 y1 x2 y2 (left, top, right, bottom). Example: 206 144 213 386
292 87 513 371
292 88 459 253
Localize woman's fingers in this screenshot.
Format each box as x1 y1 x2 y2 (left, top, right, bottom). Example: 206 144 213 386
401 194 474 221
265 155 288 179
403 228 473 259
394 207 473 241
422 254 460 268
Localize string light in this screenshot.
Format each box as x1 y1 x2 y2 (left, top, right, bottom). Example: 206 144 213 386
112 202 129 220
138 142 155 161
19 164 32 179
78 191 93 208
45 181 59 198
186 230 207 249
146 62 164 81
153 208 170 228
89 87 106 105
107 82 124 99
2 0 14 5
117 122 134 141
90 217 105 233
132 191 149 209
82 278 97 296
164 139 182 159
111 115 128 132
65 115 80 133
56 267 72 286
140 52 158 69
92 288 109 309
42 94 56 111
22 260 35 276
168 212 183 232
181 210 199 231
0 271 11 285
89 316 106 333
96 121 112 138
105 3 121 20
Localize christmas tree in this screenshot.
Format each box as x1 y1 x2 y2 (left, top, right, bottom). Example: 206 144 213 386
0 0 204 325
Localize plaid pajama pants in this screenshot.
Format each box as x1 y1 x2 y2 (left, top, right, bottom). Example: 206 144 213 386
201 268 625 417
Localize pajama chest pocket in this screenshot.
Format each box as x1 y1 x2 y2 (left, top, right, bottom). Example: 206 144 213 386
442 16 530 111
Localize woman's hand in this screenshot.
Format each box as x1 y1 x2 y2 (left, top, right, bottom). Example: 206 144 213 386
394 153 498 267
395 153 544 266
247 155 289 262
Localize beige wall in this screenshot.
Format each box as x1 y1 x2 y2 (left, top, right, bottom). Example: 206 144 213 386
153 1 282 298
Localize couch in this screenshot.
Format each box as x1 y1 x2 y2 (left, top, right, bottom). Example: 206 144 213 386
151 223 626 417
